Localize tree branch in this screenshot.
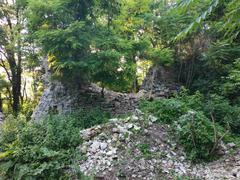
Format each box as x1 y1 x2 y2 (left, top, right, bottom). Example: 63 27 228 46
0 56 12 83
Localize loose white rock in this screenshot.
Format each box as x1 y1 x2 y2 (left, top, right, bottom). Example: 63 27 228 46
131 115 139 121
90 141 101 153
133 125 141 131
127 123 134 129
227 142 236 148
148 115 158 122
100 142 108 150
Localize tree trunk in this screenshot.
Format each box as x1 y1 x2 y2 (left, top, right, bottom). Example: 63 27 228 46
101 86 105 98
132 56 139 93
11 72 21 114
132 77 139 93
0 93 3 112
11 8 22 114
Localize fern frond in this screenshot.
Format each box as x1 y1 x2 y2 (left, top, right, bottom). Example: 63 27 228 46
220 0 240 39
175 0 219 41
178 0 195 7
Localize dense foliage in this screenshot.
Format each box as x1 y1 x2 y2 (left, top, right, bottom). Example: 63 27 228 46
0 109 109 179
140 90 240 161
176 110 221 161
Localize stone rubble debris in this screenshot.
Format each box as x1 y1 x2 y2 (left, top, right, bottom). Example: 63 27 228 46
78 109 240 180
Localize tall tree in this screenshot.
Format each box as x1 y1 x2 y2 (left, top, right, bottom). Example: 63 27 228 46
0 0 27 113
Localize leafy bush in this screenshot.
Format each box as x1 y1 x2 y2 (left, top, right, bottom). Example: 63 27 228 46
21 100 39 120
221 58 240 96
140 90 240 161
0 108 108 179
175 110 223 162
203 94 240 134
0 115 26 149
68 108 110 129
148 48 174 66
141 89 240 134
175 89 204 111
139 89 204 124
140 98 187 124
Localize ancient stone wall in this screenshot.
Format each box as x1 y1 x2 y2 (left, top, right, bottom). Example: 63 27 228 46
32 83 141 120
32 65 179 120
140 64 179 98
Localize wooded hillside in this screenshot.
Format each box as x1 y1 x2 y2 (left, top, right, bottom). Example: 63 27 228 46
0 0 240 179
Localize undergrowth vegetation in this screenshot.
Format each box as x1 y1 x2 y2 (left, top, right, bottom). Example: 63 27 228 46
140 89 240 162
0 109 109 179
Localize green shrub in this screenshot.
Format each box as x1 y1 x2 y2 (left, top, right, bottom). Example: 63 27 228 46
68 108 110 129
21 100 39 120
139 89 205 124
0 108 108 179
203 94 240 134
0 114 26 149
222 107 240 134
139 98 187 124
141 89 240 134
175 89 204 111
140 90 240 162
148 48 174 66
175 110 223 162
137 143 151 156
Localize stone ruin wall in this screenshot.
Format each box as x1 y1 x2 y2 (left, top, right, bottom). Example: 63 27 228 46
32 64 179 120
31 82 140 120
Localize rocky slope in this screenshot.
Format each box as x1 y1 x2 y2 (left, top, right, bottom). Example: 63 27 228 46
193 150 240 180
78 110 240 180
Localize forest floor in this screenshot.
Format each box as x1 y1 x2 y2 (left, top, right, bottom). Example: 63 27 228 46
78 110 240 180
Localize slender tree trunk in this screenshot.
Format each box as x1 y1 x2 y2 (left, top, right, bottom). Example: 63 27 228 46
101 86 105 98
0 93 3 112
132 56 139 93
11 72 21 114
132 78 138 93
149 66 157 99
7 51 21 114
11 8 22 114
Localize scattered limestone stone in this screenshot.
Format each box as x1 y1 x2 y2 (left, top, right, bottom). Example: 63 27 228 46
227 142 236 149
109 118 119 122
131 115 139 121
100 142 108 150
133 125 141 131
192 150 240 180
90 141 101 153
79 112 192 179
148 114 158 122
112 133 119 142
80 145 88 154
124 116 131 122
80 128 97 140
127 123 134 129
106 148 117 156
135 109 144 116
112 127 119 133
